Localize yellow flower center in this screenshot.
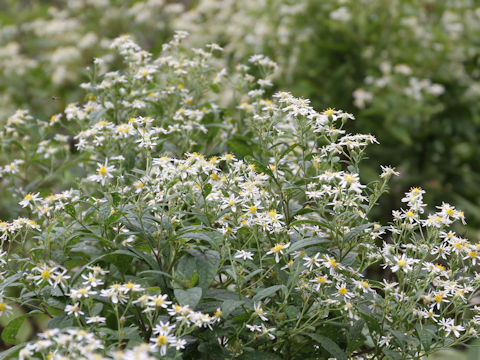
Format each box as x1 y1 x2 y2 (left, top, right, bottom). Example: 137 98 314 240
338 287 348 295
0 302 6 311
397 259 407 268
316 276 326 284
41 269 51 279
469 251 477 258
98 166 107 176
323 108 335 116
434 295 443 303
344 174 356 184
272 244 285 253
249 206 257 214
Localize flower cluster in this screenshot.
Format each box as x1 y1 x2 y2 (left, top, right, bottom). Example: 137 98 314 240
0 34 478 360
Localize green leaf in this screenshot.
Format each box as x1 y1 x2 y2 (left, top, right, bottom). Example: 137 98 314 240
71 253 110 285
343 223 373 243
65 204 76 218
288 219 334 232
0 344 24 360
279 142 300 161
357 305 381 334
221 300 245 318
1 312 40 344
467 340 480 360
105 211 122 227
0 273 23 291
382 349 402 360
174 287 202 308
307 333 347 360
202 183 212 198
226 135 256 158
191 249 221 289
236 351 282 360
252 285 283 302
47 313 74 329
287 237 329 253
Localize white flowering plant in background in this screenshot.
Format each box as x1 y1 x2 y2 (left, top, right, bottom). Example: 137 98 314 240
0 33 479 360
176 0 480 230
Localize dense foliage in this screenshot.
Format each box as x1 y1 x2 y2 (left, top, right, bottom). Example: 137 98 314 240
0 33 479 360
1 1 480 359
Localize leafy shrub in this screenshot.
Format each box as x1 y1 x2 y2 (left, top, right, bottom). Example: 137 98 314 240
0 34 479 360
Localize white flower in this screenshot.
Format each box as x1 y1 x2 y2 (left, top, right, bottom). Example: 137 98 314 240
88 159 115 186
439 318 465 338
266 242 290 263
390 254 418 273
65 303 84 317
254 302 268 321
235 250 254 261
86 316 106 324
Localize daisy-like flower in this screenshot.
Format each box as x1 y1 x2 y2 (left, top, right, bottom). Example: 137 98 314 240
439 318 465 338
88 159 115 186
150 332 176 356
464 248 479 266
353 279 373 293
254 302 268 321
32 264 58 286
171 338 187 351
0 294 13 317
335 282 353 299
100 284 127 304
390 254 418 273
235 250 254 261
19 192 41 209
65 303 84 318
153 321 175 335
303 253 321 270
70 286 97 301
266 242 290 263
86 316 106 324
309 274 331 291
122 281 143 293
322 255 341 274
81 272 103 287
147 294 172 310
